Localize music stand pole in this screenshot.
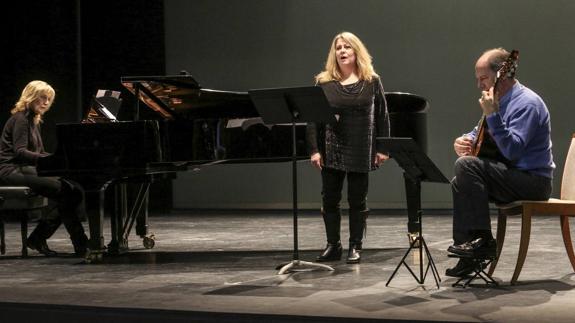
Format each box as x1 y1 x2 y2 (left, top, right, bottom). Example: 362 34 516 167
277 115 334 274
248 86 336 275
292 117 299 261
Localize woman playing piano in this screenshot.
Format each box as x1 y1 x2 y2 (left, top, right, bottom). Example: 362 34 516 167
306 32 390 264
0 80 89 257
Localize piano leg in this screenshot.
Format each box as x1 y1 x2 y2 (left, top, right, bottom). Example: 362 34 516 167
108 183 130 255
84 186 107 262
108 182 153 254
82 179 152 262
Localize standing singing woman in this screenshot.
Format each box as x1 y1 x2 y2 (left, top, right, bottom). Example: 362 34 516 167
306 32 390 264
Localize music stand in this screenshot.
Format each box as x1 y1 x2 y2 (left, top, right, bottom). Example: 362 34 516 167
249 86 336 274
377 137 449 288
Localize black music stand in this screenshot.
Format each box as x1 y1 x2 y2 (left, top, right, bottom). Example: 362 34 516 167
377 137 449 288
249 86 336 274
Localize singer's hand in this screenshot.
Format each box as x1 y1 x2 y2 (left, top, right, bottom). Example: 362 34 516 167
374 153 389 167
310 152 322 170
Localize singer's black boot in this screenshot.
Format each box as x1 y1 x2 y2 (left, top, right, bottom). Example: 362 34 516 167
317 209 342 262
347 209 368 264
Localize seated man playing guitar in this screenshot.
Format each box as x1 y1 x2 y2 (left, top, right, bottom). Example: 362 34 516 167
446 48 555 277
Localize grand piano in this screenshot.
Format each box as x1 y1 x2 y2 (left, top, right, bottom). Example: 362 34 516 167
37 74 307 261
37 74 428 262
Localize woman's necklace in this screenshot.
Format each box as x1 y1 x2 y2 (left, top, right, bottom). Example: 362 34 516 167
340 79 365 96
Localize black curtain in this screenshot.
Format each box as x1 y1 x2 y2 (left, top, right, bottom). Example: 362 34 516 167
1 0 171 211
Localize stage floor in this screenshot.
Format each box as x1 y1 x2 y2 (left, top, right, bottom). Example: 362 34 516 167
1 210 574 322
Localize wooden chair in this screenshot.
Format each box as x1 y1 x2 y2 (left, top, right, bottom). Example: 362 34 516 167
0 186 48 257
488 133 575 284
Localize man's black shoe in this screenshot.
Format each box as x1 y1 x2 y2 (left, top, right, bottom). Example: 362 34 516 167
448 237 496 258
26 239 58 257
445 258 476 277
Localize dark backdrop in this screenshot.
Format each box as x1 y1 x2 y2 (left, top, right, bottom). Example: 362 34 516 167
164 0 575 210
1 0 169 210
3 0 574 211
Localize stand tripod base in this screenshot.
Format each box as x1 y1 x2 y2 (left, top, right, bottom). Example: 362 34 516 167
386 235 441 288
277 260 334 275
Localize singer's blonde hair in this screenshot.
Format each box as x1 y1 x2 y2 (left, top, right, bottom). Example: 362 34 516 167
315 31 378 84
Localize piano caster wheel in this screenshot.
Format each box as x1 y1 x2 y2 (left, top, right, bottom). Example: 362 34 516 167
143 235 155 249
84 252 103 264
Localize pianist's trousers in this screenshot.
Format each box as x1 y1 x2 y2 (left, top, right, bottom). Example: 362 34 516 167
321 168 369 247
0 166 87 245
451 156 552 245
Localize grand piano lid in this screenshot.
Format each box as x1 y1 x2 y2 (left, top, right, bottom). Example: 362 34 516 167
121 74 258 120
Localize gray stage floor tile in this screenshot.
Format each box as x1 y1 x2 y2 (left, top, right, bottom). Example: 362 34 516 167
1 211 574 322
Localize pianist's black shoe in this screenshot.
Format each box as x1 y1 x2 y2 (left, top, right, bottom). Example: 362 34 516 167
72 234 89 257
317 242 342 262
445 258 476 277
447 237 497 259
26 238 58 257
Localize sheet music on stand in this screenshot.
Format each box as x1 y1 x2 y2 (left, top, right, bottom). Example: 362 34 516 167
83 89 122 123
380 137 448 184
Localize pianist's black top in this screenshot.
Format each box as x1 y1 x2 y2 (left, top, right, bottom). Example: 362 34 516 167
306 77 390 173
0 110 46 176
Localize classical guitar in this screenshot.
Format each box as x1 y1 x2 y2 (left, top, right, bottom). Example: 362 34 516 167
471 49 519 157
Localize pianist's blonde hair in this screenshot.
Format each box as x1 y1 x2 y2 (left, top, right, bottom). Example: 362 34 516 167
315 31 378 84
12 80 55 124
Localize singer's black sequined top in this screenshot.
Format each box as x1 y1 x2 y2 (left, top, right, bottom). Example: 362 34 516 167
306 77 390 173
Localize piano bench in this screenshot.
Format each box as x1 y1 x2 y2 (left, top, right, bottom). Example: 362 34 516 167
0 187 48 257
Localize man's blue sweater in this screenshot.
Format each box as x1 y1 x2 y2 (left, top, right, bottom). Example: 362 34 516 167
468 81 555 179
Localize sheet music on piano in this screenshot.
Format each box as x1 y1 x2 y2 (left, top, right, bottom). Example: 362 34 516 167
83 89 122 123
